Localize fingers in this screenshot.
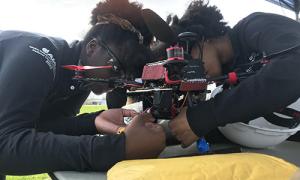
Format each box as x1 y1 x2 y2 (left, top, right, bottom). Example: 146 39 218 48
95 118 119 134
128 113 143 126
169 120 198 148
141 113 156 122
128 113 158 132
145 122 164 133
168 120 178 136
122 109 138 117
131 113 155 123
174 131 194 148
180 132 196 148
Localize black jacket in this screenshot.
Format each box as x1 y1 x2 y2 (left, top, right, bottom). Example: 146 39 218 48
0 30 125 174
187 12 300 137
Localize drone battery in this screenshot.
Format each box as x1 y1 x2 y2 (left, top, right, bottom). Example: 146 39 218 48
167 46 184 60
180 79 207 91
142 63 165 80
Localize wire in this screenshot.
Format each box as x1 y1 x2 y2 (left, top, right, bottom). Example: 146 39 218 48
180 92 188 111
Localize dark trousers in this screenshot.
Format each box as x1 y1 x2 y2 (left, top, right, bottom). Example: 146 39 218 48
0 175 5 180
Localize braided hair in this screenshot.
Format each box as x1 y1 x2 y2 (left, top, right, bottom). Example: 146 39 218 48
87 0 153 46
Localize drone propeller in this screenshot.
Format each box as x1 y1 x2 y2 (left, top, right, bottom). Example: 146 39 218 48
62 65 113 71
141 8 176 44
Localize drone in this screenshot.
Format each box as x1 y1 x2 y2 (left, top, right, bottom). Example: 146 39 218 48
63 9 258 120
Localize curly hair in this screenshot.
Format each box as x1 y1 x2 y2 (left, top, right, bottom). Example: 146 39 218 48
89 0 153 46
172 0 229 39
81 0 154 79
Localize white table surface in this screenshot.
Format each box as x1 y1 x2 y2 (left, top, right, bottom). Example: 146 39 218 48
50 140 300 180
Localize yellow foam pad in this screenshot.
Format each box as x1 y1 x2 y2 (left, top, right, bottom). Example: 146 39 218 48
108 153 298 180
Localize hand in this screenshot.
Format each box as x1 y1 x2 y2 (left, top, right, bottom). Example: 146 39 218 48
95 108 137 134
125 113 166 159
169 107 199 148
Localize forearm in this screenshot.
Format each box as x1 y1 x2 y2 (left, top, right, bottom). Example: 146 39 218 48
36 111 103 135
187 52 300 137
0 128 125 175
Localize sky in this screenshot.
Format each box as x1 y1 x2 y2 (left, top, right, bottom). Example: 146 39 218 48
0 0 296 42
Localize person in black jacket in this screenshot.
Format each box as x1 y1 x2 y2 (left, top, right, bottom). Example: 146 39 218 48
168 0 300 147
0 0 165 176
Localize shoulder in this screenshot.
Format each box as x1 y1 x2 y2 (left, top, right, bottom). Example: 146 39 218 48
0 30 68 53
0 31 69 80
235 12 297 28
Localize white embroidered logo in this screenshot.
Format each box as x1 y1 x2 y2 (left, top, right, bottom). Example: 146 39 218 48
29 46 56 79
